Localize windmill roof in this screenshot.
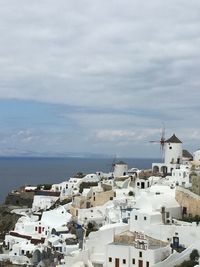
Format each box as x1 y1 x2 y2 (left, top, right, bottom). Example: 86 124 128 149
166 134 182 143
182 149 193 159
115 161 127 165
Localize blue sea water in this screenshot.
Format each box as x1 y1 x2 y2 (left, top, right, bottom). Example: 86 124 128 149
0 157 158 204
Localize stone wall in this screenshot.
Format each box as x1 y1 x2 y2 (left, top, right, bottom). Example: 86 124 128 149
5 191 34 208
191 174 200 196
175 186 200 216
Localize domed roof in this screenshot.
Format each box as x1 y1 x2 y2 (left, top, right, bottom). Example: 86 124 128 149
115 161 127 165
166 134 182 143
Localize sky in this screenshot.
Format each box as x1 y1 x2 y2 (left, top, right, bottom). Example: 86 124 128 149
0 0 200 158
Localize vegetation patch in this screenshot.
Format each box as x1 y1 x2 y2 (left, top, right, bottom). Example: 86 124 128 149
175 249 199 267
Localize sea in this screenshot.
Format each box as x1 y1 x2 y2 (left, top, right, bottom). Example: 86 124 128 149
0 157 159 204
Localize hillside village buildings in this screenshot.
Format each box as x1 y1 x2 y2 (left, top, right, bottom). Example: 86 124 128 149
1 134 200 267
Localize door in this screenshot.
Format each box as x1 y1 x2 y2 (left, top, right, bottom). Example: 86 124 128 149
38 226 42 234
115 258 120 267
138 260 143 267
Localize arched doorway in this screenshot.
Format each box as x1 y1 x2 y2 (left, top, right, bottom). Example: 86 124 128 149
153 166 159 173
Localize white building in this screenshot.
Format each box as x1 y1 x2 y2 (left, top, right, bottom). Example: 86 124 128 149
106 230 171 267
52 177 82 196
113 161 128 178
32 194 59 211
152 134 183 174
165 165 191 188
5 206 72 251
135 178 150 189
86 223 129 266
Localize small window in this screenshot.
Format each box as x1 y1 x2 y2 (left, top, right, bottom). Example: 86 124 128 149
132 258 135 264
135 215 138 220
139 251 142 257
146 262 149 267
35 226 38 231
110 197 113 200
144 216 147 220
109 257 112 262
123 259 126 264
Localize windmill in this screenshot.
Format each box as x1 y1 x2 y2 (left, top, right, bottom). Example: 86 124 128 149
149 126 166 162
106 154 117 174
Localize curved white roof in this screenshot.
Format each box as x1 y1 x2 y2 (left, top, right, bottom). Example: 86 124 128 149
135 192 179 212
41 206 72 227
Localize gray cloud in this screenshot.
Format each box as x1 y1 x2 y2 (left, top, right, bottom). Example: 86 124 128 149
0 0 200 156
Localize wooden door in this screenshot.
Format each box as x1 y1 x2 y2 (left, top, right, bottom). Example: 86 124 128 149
115 258 120 267
138 260 143 267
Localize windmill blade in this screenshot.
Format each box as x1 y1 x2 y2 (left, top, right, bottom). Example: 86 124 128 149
149 125 166 162
160 125 166 156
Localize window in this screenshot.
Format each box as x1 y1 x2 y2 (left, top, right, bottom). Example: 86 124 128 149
144 216 147 220
35 226 38 231
139 251 142 257
109 257 112 262
132 258 135 264
135 215 138 220
146 262 149 267
123 259 126 264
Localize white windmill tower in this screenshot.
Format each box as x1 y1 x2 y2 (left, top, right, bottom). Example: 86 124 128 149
164 134 182 165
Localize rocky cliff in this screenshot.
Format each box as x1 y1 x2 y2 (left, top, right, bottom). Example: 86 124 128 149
0 188 34 242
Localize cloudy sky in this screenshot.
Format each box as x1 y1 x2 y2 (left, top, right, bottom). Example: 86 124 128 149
0 0 200 158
